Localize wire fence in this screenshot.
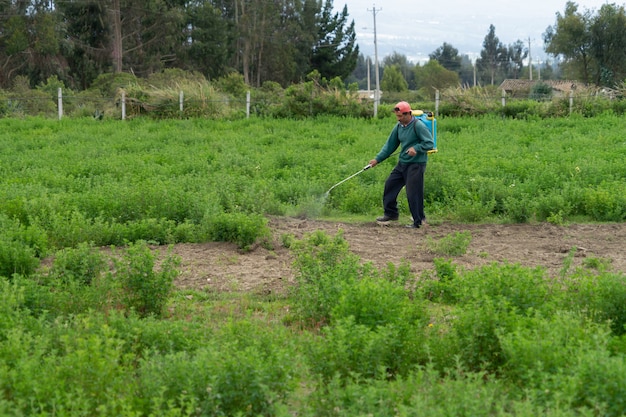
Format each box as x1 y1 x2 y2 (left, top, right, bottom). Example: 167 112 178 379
2 87 624 120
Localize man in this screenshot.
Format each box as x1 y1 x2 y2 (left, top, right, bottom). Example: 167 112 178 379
368 101 434 228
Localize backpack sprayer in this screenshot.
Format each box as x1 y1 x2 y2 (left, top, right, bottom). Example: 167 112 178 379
412 110 438 154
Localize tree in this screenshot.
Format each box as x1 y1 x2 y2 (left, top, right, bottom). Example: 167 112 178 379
458 55 475 87
414 60 459 98
310 1 359 81
0 1 66 89
380 64 408 92
589 3 626 86
383 52 414 89
185 3 233 81
543 1 594 83
58 0 187 87
545 2 626 87
476 25 508 85
507 40 528 79
58 1 111 89
429 42 461 73
115 0 187 77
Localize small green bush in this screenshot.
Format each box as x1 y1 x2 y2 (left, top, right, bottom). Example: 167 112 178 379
499 311 609 387
138 320 296 417
204 212 270 251
308 315 425 381
0 215 48 278
113 240 180 318
561 270 626 336
450 298 518 372
417 258 461 303
331 275 426 330
425 231 472 256
49 242 106 285
456 262 553 315
289 230 361 327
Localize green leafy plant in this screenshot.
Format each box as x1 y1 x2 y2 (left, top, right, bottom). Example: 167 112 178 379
49 242 106 285
113 240 180 317
204 212 270 252
0 215 47 278
425 231 472 256
288 230 360 327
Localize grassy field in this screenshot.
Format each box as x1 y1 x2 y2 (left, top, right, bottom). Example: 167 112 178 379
1 113 624 249
0 114 625 416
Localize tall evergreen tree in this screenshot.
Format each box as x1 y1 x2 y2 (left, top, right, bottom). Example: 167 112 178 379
430 42 461 73
57 1 111 89
476 25 508 85
507 40 528 79
185 2 233 81
310 1 359 81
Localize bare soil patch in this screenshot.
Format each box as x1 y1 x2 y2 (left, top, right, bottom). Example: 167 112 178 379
172 217 626 294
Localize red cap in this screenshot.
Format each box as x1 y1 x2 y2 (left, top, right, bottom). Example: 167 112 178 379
394 101 411 113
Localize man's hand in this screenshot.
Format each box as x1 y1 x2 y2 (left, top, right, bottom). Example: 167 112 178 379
369 159 378 167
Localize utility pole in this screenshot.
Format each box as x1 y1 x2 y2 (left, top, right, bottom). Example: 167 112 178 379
368 4 382 117
537 59 541 80
528 37 532 81
367 56 371 92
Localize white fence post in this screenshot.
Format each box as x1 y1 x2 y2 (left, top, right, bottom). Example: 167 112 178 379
501 89 506 107
246 91 251 118
58 88 63 120
122 90 126 120
435 89 440 117
569 90 574 115
179 90 184 112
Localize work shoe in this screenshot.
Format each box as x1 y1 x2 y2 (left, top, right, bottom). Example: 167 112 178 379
405 223 421 229
376 215 398 223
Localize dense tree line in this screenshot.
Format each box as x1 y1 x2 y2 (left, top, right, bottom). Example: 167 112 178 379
0 0 358 90
1 1 624 94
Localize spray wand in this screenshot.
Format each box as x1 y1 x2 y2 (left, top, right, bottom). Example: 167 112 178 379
324 164 372 198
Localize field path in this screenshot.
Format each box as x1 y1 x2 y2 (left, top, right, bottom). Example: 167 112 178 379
172 217 626 294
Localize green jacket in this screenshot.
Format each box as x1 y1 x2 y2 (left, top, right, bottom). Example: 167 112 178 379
375 117 434 164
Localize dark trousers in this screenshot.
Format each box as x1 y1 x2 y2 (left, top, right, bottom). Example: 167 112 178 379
383 162 427 226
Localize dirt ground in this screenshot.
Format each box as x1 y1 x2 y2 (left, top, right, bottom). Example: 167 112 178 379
171 217 626 295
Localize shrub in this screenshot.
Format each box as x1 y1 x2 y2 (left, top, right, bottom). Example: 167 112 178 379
204 212 270 251
425 231 472 256
138 320 296 417
289 230 361 327
308 315 425 382
449 298 518 372
0 215 48 278
113 240 180 318
331 275 426 330
499 311 610 387
455 263 553 315
49 242 106 285
417 258 461 304
561 270 626 336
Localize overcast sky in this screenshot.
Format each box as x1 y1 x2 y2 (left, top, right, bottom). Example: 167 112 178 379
335 0 622 64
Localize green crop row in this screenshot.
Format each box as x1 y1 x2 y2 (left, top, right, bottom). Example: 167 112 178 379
0 228 625 416
1 113 624 273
